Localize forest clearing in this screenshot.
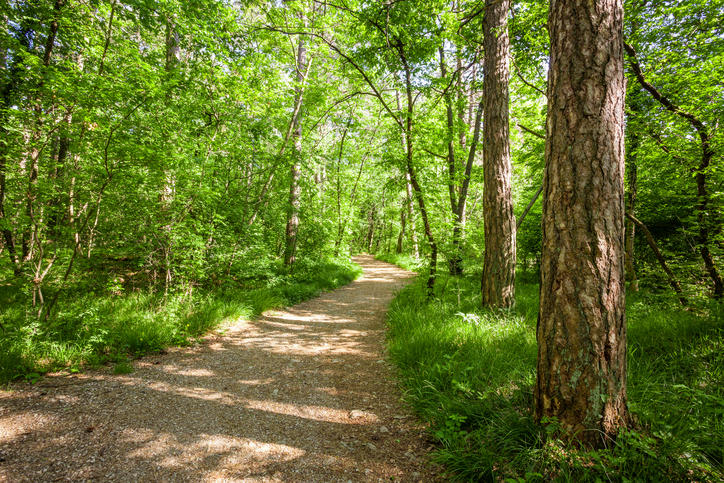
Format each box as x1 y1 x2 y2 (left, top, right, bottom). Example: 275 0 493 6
1 0 723 480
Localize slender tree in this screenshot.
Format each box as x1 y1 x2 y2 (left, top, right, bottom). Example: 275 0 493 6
535 0 629 446
284 37 307 267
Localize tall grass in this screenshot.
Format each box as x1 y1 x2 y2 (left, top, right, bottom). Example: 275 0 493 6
0 257 362 384
384 268 723 481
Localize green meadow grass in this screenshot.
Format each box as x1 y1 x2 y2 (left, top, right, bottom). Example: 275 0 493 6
383 266 723 481
0 256 362 384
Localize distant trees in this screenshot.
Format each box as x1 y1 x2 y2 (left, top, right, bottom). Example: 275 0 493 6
535 0 629 445
1 0 723 450
0 0 387 315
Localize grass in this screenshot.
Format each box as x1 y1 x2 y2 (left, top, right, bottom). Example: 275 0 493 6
376 252 426 272
113 361 134 375
382 261 723 481
0 256 362 384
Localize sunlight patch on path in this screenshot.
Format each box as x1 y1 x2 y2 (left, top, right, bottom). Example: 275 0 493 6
0 255 440 482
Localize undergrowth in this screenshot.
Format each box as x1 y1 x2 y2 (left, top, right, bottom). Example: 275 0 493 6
383 260 723 481
0 257 361 384
376 252 426 272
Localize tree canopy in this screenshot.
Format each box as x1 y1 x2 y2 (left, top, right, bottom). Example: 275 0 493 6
1 0 723 479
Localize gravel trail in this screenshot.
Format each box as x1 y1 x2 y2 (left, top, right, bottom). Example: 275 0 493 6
0 255 440 482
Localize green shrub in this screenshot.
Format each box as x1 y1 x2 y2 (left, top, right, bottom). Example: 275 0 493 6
0 256 361 384
113 361 134 375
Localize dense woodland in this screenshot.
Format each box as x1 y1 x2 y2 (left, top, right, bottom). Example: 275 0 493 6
1 0 723 480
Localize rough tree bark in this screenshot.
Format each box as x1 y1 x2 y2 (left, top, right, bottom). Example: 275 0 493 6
481 0 516 308
535 0 629 446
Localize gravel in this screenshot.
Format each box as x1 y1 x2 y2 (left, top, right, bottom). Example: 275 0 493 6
0 255 441 482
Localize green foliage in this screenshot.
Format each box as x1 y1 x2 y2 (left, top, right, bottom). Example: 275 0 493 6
385 272 724 481
376 253 425 272
113 361 134 375
1 0 723 479
0 256 360 384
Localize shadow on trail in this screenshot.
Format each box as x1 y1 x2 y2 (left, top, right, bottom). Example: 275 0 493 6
0 256 432 482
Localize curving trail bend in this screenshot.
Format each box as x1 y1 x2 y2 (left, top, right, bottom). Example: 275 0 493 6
0 255 440 482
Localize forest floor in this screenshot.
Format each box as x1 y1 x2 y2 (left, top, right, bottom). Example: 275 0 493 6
0 255 441 482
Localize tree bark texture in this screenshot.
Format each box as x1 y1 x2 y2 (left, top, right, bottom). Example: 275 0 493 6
481 0 516 308
535 0 629 446
284 38 306 267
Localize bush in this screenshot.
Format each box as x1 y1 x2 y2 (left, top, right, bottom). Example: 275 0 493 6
0 256 361 384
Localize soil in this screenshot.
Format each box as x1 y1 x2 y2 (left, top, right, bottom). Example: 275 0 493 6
0 255 442 482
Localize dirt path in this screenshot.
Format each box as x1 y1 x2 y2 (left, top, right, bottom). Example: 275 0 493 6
0 256 440 482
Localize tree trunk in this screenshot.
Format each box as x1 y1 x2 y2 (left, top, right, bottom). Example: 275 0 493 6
161 17 180 292
366 208 375 253
284 38 306 267
516 184 543 230
397 88 420 259
396 207 406 254
440 48 463 276
399 59 437 294
481 0 516 308
334 124 349 255
535 0 629 447
0 16 27 274
405 172 419 258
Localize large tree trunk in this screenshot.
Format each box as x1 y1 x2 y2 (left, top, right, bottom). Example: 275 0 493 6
481 0 516 308
535 0 629 447
283 38 306 267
